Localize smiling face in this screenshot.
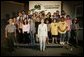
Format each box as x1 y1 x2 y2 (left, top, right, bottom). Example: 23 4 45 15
74 18 77 23
28 10 31 14
41 19 44 24
8 19 13 24
13 18 16 22
22 11 25 14
46 20 49 24
61 17 65 22
56 10 59 15
37 17 40 22
53 19 56 23
18 12 22 16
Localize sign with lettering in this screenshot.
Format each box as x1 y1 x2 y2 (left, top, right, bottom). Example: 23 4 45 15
44 5 60 9
29 1 61 15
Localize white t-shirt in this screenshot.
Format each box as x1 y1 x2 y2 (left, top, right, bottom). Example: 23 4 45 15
22 24 30 33
23 14 27 20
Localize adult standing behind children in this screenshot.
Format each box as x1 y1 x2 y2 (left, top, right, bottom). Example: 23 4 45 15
5 19 16 52
58 17 68 45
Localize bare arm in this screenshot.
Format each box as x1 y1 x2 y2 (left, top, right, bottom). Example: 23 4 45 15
37 25 40 38
5 30 7 38
63 26 68 32
15 30 16 38
5 26 8 39
14 25 16 38
76 23 80 30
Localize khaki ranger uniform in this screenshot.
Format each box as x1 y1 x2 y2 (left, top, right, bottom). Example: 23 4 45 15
5 23 16 51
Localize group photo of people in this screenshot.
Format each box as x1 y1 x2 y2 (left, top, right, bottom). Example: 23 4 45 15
1 1 83 56
5 10 80 51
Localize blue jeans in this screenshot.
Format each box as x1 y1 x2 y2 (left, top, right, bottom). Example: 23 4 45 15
66 31 71 42
60 33 66 42
30 32 35 46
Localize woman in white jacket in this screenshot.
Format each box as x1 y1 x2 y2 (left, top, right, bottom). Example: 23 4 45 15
38 19 47 51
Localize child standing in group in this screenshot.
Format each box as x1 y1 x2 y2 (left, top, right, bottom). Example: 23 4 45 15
22 19 30 44
50 19 59 44
45 19 51 44
71 18 79 45
30 19 36 46
65 15 72 44
58 17 68 45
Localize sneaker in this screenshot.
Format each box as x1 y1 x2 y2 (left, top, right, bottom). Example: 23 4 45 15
48 42 50 44
60 42 62 44
52 42 54 44
67 42 69 44
62 42 63 45
43 49 45 52
63 42 65 45
70 48 73 51
40 49 42 52
55 42 58 44
60 42 61 44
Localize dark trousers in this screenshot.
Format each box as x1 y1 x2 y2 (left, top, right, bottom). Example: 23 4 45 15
23 32 30 44
16 28 23 43
57 33 60 44
7 33 15 51
65 31 71 42
48 31 51 39
70 30 78 44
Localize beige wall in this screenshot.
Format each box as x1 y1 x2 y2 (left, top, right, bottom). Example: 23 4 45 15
1 1 24 20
